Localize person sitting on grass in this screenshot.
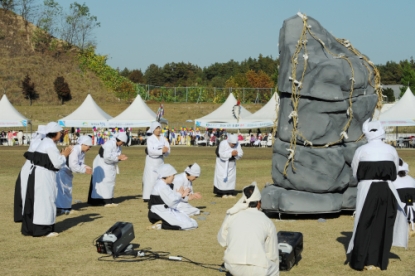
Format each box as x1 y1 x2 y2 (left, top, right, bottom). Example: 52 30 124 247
172 163 202 216
217 182 279 276
147 164 198 230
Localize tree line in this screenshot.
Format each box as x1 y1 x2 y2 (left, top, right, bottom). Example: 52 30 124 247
1 0 100 50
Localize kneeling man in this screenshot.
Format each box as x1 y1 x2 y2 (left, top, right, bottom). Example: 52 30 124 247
217 182 279 276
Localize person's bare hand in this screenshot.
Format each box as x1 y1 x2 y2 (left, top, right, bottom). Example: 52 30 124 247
231 150 238 156
61 146 73 157
162 146 169 153
177 186 190 197
85 166 92 175
118 154 128 161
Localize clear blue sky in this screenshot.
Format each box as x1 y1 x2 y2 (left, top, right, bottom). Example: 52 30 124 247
55 0 414 71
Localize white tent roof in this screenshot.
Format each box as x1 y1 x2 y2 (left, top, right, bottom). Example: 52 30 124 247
0 94 29 127
195 93 252 129
239 92 279 128
379 87 415 126
58 94 113 127
108 94 167 127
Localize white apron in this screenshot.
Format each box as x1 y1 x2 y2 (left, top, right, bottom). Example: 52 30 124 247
142 134 170 200
32 165 59 225
19 160 32 214
142 156 164 200
91 139 121 199
214 158 237 191
91 154 117 199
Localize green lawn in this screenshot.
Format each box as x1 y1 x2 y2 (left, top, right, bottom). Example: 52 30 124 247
0 146 414 275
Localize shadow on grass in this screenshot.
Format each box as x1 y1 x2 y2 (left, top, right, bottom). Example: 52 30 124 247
71 195 141 209
114 195 141 204
55 213 102 232
337 231 401 266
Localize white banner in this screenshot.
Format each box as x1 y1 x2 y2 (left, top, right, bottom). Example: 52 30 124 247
380 119 415 127
58 120 108 128
195 121 274 129
108 121 153 127
0 120 28 127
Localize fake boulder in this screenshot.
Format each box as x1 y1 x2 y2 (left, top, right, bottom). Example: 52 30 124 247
264 13 381 214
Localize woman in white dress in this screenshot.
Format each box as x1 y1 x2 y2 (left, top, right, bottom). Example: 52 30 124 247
14 125 46 222
142 121 170 202
88 132 128 207
21 122 72 237
147 164 198 230
214 134 243 198
172 163 202 216
56 136 93 214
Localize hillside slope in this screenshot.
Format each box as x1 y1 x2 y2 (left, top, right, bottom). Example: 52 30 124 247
0 9 116 106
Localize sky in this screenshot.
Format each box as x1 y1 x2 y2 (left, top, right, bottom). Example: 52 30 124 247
54 0 415 72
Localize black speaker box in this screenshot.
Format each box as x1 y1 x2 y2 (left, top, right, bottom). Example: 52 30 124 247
278 231 303 271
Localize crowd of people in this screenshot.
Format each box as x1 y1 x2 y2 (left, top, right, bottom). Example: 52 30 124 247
11 119 415 275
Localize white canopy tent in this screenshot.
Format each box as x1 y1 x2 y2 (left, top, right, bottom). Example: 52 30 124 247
0 94 30 127
108 94 168 127
58 94 112 127
195 93 252 129
238 92 280 128
379 87 415 126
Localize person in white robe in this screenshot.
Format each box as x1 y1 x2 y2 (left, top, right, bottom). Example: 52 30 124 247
214 134 243 198
393 159 415 236
14 125 46 222
347 119 408 271
142 121 170 202
217 182 279 276
56 135 93 214
21 122 72 237
147 164 198 230
88 132 128 207
172 163 202 216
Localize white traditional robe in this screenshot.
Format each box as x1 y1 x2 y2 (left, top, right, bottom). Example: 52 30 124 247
142 135 170 200
214 140 243 193
90 138 121 199
393 175 415 230
149 179 198 230
56 145 87 209
172 172 200 216
29 138 66 225
14 135 43 221
217 208 279 276
347 139 408 253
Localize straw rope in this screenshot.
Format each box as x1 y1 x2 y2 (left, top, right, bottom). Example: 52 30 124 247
282 13 383 176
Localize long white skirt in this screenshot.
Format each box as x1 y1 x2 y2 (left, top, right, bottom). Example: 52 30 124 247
32 166 58 225
151 205 198 230
91 155 116 199
214 158 236 191
142 156 164 200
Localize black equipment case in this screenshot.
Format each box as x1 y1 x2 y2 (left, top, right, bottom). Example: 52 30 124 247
278 231 303 271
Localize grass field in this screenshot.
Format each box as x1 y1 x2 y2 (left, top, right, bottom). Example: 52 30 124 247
0 146 414 276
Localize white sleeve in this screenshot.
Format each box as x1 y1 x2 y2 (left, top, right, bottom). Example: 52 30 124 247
147 136 163 156
163 138 170 157
219 142 233 161
351 147 362 180
217 215 230 247
159 185 182 209
235 143 243 160
68 149 86 174
265 221 279 263
103 142 119 165
46 146 66 170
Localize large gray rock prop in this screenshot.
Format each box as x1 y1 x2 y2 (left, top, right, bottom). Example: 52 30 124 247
265 14 380 214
